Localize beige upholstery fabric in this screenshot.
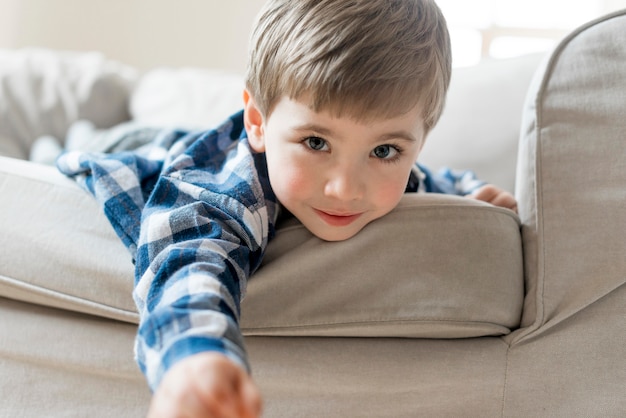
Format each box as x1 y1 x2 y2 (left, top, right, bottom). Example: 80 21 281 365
247 336 510 417
504 9 626 415
0 157 138 323
514 10 626 335
244 195 522 338
0 297 149 417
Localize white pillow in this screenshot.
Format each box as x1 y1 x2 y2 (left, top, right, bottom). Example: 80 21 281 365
130 68 245 130
420 53 545 193
0 48 137 159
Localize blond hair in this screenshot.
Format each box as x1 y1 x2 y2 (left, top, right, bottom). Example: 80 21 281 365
245 0 452 132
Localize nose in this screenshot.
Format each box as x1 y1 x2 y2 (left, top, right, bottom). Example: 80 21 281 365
324 162 365 201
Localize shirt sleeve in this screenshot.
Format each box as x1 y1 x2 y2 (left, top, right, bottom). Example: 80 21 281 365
415 163 486 196
57 113 278 392
133 127 277 391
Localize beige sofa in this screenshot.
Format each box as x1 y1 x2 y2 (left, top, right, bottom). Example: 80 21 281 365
1 9 625 417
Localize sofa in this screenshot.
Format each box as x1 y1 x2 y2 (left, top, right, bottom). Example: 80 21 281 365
1 9 624 417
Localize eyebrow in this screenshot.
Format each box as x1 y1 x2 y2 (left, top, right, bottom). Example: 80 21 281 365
292 124 417 143
378 131 417 143
291 124 333 137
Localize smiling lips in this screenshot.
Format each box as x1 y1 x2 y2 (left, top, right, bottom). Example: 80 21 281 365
314 209 363 227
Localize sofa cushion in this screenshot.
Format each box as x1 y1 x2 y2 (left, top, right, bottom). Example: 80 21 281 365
0 155 524 337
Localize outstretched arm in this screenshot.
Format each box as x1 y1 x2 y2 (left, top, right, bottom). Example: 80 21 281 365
133 133 277 384
58 114 275 417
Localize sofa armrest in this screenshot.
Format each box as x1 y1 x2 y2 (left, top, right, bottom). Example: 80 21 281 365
1 156 523 338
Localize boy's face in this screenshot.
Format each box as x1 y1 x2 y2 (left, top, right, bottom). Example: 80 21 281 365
244 92 425 242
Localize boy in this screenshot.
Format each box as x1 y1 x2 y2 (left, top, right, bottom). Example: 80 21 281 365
58 0 516 417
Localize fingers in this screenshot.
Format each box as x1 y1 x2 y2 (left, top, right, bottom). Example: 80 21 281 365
469 184 518 213
240 376 263 418
148 352 262 418
200 357 262 418
490 192 518 213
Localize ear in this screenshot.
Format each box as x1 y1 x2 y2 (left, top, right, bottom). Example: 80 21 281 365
243 89 266 153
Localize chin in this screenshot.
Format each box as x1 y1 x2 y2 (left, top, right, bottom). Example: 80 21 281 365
309 226 362 242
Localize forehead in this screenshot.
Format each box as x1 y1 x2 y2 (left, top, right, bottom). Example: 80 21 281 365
274 92 423 121
288 85 427 124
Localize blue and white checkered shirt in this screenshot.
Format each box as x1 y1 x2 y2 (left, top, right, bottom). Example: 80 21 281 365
57 110 484 391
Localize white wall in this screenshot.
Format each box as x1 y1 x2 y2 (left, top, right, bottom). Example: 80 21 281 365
2 0 625 73
0 0 267 73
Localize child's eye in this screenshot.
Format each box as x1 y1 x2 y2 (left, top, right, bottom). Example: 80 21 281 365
304 136 329 151
371 145 400 160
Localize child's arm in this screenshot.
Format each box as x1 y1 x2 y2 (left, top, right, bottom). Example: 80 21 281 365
415 164 517 212
57 114 275 413
132 139 277 393
148 353 262 418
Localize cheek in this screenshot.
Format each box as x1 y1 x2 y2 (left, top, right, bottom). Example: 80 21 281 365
267 155 315 202
371 172 410 209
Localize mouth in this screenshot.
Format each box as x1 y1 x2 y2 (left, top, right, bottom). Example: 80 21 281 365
314 209 363 227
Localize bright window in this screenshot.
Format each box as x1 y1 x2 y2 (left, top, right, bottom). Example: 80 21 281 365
437 0 626 66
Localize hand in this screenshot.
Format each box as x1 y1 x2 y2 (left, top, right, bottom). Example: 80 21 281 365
468 184 518 213
147 352 262 418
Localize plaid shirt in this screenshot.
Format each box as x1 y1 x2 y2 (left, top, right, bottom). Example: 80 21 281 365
57 111 484 391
